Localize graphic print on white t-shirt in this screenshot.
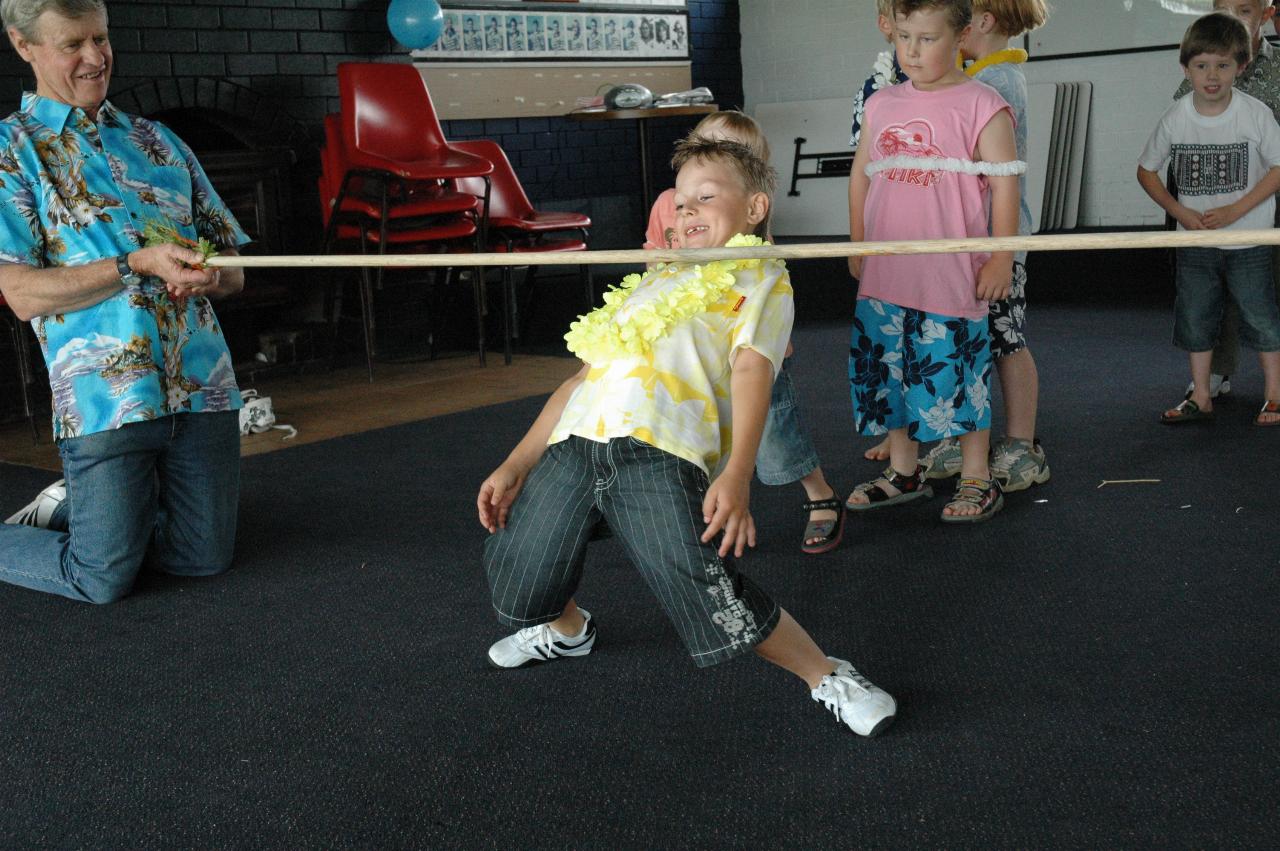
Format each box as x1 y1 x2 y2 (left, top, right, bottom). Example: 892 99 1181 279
1171 142 1249 196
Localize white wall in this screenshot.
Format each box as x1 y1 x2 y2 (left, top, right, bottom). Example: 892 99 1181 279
740 0 1180 228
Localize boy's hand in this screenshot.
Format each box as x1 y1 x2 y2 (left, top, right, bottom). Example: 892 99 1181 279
1201 203 1242 230
700 470 756 558
477 462 529 533
1173 205 1208 230
848 255 864 280
976 257 1013 302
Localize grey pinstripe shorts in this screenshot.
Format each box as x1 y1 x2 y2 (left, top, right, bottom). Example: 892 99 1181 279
483 436 780 667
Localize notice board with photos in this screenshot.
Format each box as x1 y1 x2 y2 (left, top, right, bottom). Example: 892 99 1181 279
413 1 694 119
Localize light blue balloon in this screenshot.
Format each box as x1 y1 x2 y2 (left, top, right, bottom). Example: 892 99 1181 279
387 0 444 50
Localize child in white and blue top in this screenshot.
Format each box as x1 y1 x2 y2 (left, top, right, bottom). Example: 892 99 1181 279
1138 12 1280 426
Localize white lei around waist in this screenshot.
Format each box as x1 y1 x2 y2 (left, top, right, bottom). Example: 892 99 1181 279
866 156 1027 178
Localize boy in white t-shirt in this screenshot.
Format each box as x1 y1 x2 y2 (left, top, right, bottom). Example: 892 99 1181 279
1138 11 1280 426
476 138 897 737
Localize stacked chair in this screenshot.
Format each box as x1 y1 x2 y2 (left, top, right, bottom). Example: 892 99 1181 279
452 140 591 365
323 62 492 375
322 62 593 371
0 295 40 442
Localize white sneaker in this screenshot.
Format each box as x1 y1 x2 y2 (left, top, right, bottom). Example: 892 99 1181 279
487 609 597 669
5 479 66 528
811 656 897 737
1185 374 1231 399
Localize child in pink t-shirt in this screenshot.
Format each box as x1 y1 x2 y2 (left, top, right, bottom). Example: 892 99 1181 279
844 0 1022 524
645 111 845 555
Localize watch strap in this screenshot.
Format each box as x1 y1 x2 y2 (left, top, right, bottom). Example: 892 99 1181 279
115 253 137 282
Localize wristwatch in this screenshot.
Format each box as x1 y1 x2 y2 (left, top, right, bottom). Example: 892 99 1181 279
115 253 141 287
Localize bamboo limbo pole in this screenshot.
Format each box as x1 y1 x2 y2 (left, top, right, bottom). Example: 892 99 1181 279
205 228 1280 269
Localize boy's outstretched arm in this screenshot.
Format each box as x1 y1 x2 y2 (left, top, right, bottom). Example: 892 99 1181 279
701 347 773 558
477 362 590 532
1137 166 1206 230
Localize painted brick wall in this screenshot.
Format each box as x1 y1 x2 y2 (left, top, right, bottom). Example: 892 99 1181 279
0 0 742 240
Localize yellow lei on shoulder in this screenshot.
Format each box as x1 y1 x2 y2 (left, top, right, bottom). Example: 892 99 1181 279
964 47 1028 78
564 233 767 364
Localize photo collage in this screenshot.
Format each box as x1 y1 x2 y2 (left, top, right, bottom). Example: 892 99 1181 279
415 4 691 61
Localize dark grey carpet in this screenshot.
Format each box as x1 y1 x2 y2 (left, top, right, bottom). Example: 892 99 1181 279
1 302 1277 849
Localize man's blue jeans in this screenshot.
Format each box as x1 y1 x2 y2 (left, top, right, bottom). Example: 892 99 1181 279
0 411 240 603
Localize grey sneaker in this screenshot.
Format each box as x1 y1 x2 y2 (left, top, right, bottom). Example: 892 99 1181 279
487 609 597 669
5 479 66 528
921 437 962 480
811 657 897 737
1185 374 1231 399
990 437 1050 493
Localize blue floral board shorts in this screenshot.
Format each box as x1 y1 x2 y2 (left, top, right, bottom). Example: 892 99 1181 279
849 297 993 442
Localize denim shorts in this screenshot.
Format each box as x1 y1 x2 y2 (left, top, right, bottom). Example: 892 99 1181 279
754 359 821 486
483 436 780 667
1174 245 1280 352
849 297 993 442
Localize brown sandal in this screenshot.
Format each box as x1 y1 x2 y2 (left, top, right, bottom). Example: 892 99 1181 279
845 465 933 512
941 477 1004 524
800 495 845 555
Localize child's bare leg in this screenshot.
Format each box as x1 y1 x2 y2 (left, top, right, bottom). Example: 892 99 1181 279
1259 351 1280 423
864 437 890 461
753 608 837 688
548 598 586 635
799 466 838 546
942 430 992 518
846 429 918 505
996 348 1039 441
1173 351 1215 415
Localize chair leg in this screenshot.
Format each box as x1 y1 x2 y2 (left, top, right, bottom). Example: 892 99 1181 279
502 266 513 366
514 264 537 341
433 268 452 362
581 264 594 312
472 266 487 367
7 318 38 442
357 229 375 382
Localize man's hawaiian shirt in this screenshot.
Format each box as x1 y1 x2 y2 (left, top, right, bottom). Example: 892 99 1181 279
0 93 250 440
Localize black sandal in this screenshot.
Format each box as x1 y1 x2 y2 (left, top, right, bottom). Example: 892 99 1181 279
801 494 845 555
941 477 1004 524
845 465 933 512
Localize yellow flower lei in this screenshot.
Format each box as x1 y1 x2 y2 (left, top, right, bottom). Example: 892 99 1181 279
564 233 768 364
964 47 1028 78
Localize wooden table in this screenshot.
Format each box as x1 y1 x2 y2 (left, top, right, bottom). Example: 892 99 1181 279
568 104 718 226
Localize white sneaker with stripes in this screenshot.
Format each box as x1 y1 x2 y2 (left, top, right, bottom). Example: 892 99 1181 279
487 609 597 669
811 656 897 737
5 479 66 528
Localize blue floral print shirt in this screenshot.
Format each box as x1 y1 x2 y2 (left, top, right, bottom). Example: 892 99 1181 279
0 93 249 440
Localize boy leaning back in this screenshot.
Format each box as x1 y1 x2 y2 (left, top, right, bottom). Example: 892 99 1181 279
476 138 898 737
1138 12 1280 426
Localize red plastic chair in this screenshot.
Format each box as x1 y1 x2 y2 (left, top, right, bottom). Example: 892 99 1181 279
319 110 487 373
333 65 499 368
0 294 39 442
336 63 493 245
451 140 592 364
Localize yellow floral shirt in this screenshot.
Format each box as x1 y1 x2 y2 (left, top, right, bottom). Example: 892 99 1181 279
551 252 794 476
